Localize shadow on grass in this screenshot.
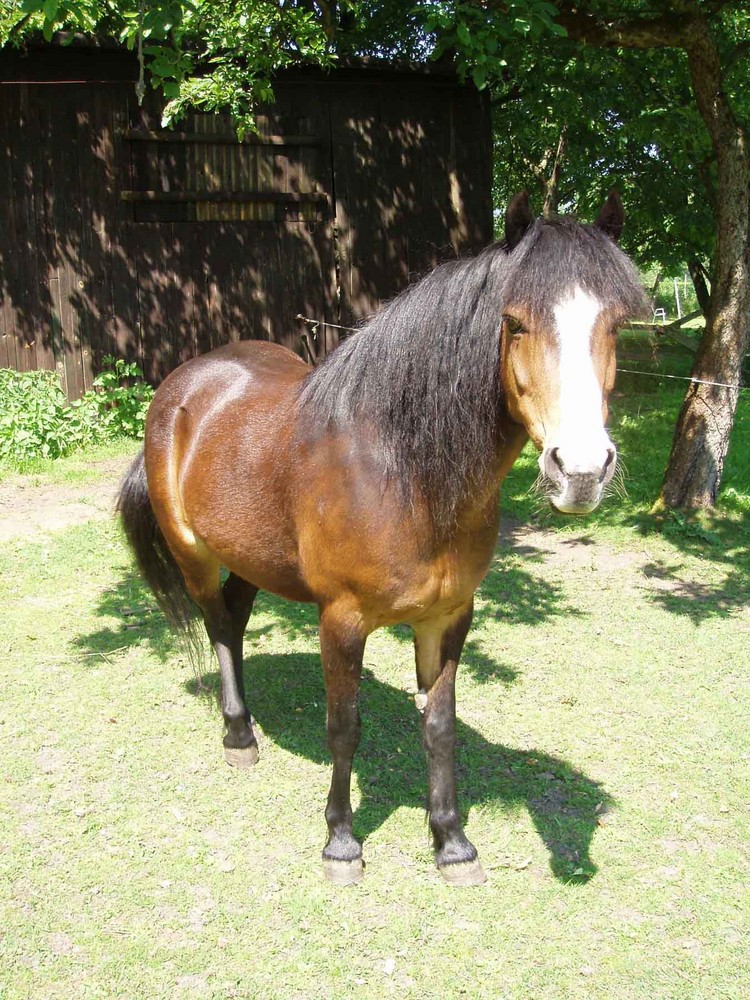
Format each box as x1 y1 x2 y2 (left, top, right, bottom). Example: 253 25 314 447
639 558 750 624
625 503 750 624
75 540 586 686
186 656 612 884
72 571 181 663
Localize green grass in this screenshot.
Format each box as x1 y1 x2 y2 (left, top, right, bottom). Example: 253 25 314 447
0 438 140 486
1 341 749 999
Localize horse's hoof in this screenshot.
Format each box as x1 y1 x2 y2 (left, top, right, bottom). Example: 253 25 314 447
224 744 259 769
439 859 487 887
322 857 364 886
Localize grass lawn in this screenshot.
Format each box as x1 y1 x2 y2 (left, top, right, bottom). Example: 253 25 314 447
1 345 749 999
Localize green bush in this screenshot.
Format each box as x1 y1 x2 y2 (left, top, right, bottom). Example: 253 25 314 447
86 357 154 439
0 357 154 464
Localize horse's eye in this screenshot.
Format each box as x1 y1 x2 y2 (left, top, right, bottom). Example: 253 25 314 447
504 315 525 337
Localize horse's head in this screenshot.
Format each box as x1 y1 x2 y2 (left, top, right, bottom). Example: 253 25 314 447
498 191 647 514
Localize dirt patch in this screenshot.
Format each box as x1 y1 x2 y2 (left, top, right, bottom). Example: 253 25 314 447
0 455 133 543
499 518 642 575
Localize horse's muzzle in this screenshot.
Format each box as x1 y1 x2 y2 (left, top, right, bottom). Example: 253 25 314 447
541 444 617 515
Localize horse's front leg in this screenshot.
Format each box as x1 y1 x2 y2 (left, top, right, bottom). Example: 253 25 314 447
318 606 366 885
414 601 486 886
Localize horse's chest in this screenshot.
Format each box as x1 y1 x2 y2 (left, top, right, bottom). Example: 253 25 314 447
365 526 498 628
419 543 493 611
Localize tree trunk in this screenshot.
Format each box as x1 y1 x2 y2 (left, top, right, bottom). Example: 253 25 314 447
660 26 750 508
542 127 567 217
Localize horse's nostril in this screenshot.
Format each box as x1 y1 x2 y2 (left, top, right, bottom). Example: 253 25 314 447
543 446 566 483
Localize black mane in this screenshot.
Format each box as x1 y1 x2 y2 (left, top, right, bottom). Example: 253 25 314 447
296 217 646 536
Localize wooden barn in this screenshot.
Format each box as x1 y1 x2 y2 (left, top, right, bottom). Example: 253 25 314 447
0 40 493 398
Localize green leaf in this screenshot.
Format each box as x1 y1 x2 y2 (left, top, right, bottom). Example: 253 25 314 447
472 65 487 90
456 21 471 47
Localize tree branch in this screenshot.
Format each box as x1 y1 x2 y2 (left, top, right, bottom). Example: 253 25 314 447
552 3 701 50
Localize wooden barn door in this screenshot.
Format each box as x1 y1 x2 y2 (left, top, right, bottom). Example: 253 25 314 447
121 94 338 382
0 81 131 399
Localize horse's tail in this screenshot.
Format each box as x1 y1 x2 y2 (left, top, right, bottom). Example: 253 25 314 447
116 451 200 650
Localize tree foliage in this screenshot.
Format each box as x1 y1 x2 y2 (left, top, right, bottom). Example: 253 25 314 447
490 43 716 274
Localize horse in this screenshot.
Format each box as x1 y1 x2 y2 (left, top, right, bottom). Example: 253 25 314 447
117 191 647 887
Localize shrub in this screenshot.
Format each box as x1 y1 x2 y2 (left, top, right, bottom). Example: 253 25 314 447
0 357 154 464
85 357 154 439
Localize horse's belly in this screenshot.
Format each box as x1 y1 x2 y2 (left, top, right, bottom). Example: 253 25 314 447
182 464 316 602
198 510 315 604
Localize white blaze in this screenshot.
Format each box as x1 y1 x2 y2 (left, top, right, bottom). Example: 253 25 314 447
550 286 611 473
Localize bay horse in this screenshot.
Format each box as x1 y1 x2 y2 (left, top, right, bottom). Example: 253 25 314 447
118 192 646 886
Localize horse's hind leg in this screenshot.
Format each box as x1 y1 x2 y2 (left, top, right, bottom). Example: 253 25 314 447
179 556 259 768
219 573 260 768
222 574 258 705
414 601 486 886
319 606 366 885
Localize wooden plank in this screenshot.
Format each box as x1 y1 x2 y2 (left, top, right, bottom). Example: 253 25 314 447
110 85 143 371
27 86 59 377
130 222 175 382
120 189 328 204
270 85 337 351
8 85 38 374
327 80 402 324
448 86 493 248
628 312 702 353
122 129 320 146
51 86 86 398
3 85 24 372
0 83 16 369
72 86 97 390
254 112 274 223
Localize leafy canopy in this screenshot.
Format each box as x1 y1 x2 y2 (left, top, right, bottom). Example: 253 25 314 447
1 1 562 132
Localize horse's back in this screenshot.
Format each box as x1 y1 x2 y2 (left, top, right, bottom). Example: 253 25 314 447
153 340 308 404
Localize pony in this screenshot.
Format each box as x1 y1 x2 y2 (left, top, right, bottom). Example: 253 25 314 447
118 191 647 886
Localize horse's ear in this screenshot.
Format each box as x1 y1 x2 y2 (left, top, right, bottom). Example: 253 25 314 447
595 190 624 244
505 191 533 251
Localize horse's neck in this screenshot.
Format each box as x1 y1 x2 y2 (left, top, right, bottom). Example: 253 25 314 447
493 420 530 487
451 419 528 535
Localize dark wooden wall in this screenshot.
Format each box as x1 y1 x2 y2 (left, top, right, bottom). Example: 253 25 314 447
0 45 493 397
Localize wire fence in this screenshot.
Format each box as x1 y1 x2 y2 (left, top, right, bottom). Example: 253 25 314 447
297 314 748 393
